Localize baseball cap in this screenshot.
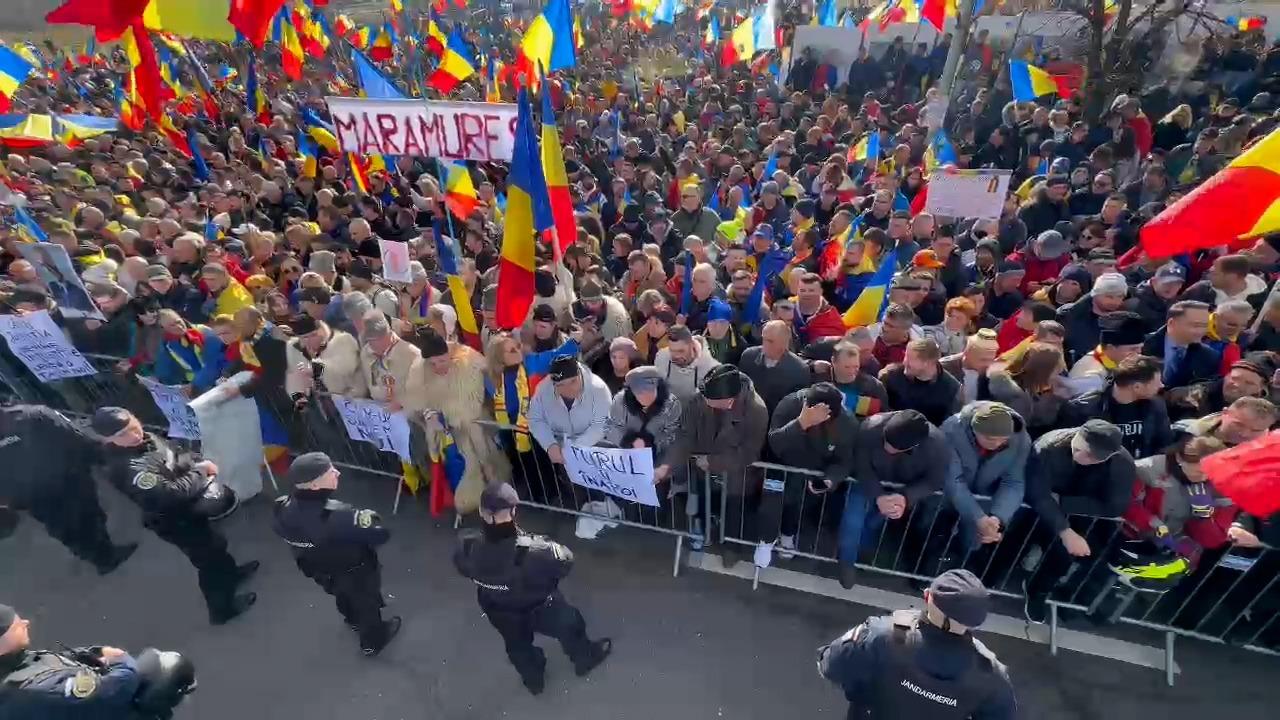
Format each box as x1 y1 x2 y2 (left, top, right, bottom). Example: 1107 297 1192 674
532 304 558 323
912 249 946 270
286 452 334 486
480 482 520 513
884 410 929 451
1153 262 1187 286
90 407 132 437
1075 420 1123 460
549 355 580 383
928 569 990 628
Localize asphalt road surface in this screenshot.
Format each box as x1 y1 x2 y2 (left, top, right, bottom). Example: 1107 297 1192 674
4 472 1278 719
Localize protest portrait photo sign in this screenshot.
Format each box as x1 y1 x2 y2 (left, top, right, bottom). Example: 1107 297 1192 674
924 169 1012 220
331 394 413 461
325 97 518 162
0 310 95 382
16 243 104 320
379 240 412 283
563 443 659 507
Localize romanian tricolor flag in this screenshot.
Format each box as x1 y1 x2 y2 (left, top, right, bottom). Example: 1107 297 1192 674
120 23 165 123
334 13 354 37
433 216 480 347
541 78 576 255
1141 128 1280 259
229 0 289 48
849 131 881 166
54 114 118 147
1009 60 1065 101
722 13 756 65
353 25 372 49
425 9 447 56
297 129 318 178
0 47 36 113
369 24 395 61
1226 15 1267 31
516 0 577 84
924 128 959 172
496 88 554 329
704 14 720 50
484 54 503 103
442 160 479 218
159 113 192 158
0 114 54 148
841 253 896 328
279 11 305 80
427 422 467 515
245 57 270 124
427 29 476 94
116 82 142 131
300 107 339 153
920 0 956 32
13 206 49 242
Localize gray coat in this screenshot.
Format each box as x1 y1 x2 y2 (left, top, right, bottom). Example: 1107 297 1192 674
603 385 682 465
941 403 1030 525
668 375 769 479
527 363 614 451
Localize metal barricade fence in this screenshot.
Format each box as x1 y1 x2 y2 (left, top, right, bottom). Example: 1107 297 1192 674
714 462 1280 681
475 419 708 577
4 351 1277 674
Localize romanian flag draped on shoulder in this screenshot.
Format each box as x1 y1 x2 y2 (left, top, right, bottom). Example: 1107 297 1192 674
496 88 555 330
1141 127 1280 259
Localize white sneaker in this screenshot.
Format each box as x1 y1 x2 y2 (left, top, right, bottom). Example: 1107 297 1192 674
754 541 774 568
777 535 796 560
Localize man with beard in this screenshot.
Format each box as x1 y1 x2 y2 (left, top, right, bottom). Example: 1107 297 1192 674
879 338 963 427
1180 396 1278 447
1059 356 1173 460
1168 352 1277 421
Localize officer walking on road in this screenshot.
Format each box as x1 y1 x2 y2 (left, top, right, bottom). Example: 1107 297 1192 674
0 403 136 574
0 603 143 717
817 569 1017 719
93 408 257 626
453 483 612 695
272 452 402 656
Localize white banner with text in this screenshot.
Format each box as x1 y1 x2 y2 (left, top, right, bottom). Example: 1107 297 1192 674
325 97 519 162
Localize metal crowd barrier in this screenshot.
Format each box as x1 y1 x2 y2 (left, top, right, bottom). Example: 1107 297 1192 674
713 463 1280 683
5 351 1278 678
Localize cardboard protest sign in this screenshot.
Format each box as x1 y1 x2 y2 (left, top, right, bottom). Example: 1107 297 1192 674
331 394 412 461
0 310 95 382
141 378 201 440
924 169 1011 220
563 443 659 507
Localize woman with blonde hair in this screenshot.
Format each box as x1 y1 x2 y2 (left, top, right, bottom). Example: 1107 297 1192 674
1154 104 1194 151
483 331 556 503
988 341 1066 436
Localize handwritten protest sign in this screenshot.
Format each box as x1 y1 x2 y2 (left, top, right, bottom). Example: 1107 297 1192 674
379 239 412 283
141 379 200 440
924 169 1011 220
325 97 518 161
563 443 659 507
0 310 95 382
332 394 412 461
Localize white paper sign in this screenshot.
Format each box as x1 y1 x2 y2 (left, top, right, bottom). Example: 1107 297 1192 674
190 374 265 500
141 378 201 440
0 310 95 382
331 394 412 461
925 169 1012 220
325 97 518 161
563 443 659 507
379 240 412 283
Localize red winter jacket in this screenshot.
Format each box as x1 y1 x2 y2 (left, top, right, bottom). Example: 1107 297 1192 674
1006 249 1069 295
795 301 847 344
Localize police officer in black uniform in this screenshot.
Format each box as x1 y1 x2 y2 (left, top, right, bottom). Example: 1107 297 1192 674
92 408 257 626
817 569 1017 720
0 603 144 718
453 483 612 695
0 403 135 574
272 452 402 656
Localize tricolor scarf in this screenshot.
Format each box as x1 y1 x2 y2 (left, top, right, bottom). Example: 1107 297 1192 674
1091 345 1120 373
1206 313 1238 343
238 325 268 370
494 363 532 452
164 326 207 381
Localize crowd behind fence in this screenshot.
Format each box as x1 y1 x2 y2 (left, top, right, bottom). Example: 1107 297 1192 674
2 350 1277 682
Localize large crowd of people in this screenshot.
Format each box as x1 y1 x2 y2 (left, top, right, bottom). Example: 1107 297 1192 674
1 2 1279 644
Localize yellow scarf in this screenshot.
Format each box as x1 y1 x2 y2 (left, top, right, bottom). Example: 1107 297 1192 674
1091 345 1119 372
1206 313 1237 343
494 364 532 452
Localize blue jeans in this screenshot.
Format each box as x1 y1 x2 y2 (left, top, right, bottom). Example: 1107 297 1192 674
837 490 887 567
